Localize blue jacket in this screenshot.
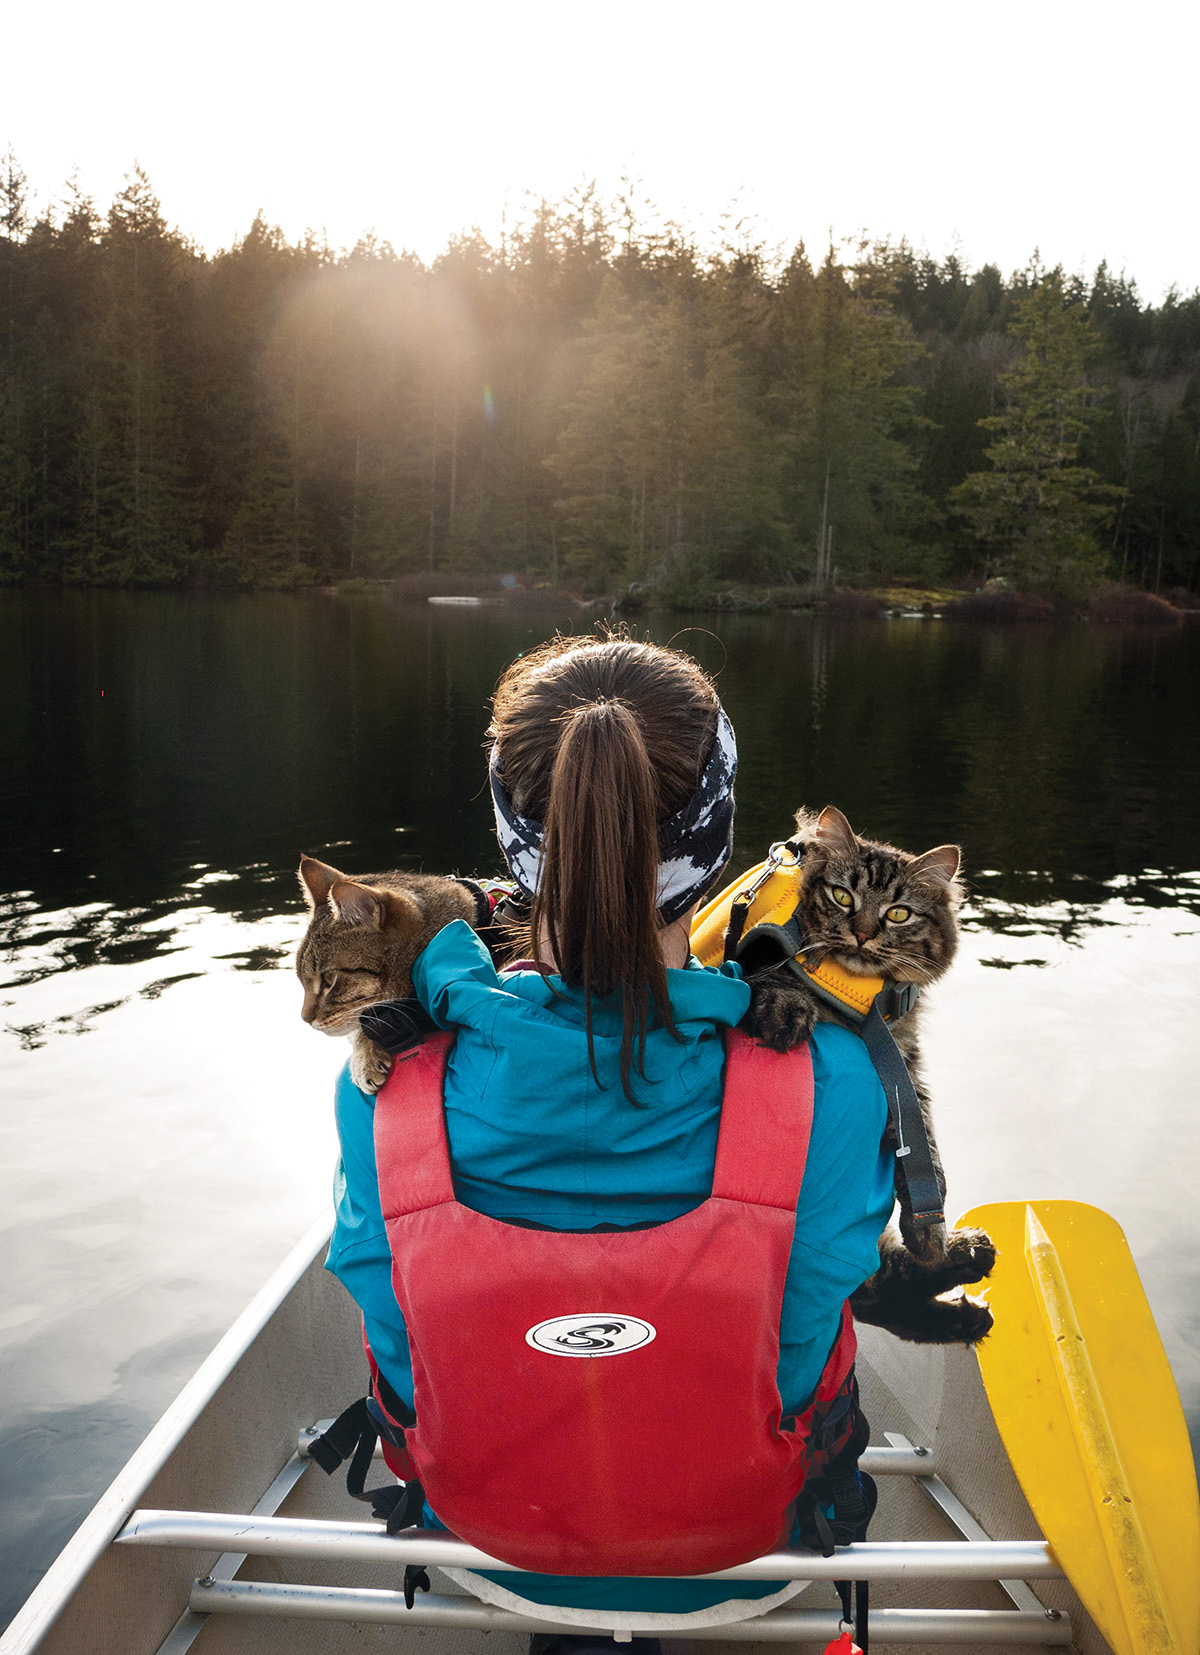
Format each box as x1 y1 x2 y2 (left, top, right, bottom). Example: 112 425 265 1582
327 920 893 1613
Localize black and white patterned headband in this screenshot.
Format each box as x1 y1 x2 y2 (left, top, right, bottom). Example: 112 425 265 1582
489 705 737 926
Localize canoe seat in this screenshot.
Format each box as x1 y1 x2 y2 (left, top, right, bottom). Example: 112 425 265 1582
114 1428 1074 1652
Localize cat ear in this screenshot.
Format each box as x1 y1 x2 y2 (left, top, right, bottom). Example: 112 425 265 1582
328 880 387 928
814 805 857 855
329 880 423 930
909 845 962 889
298 856 345 909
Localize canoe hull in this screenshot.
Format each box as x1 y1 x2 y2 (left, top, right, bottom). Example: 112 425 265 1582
2 1220 1107 1655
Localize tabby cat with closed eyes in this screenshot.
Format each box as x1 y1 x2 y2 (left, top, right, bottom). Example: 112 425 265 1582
295 856 480 1093
747 804 995 1343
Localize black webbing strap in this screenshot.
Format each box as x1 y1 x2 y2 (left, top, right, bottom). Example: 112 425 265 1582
404 1565 431 1608
452 876 495 930
832 1471 874 1650
376 1478 429 1536
360 879 520 1059
831 1580 871 1652
730 898 941 1229
835 1580 853 1622
856 1579 870 1653
307 1397 426 1533
373 1371 417 1430
307 1397 372 1475
731 913 807 977
360 997 439 1056
723 893 753 962
798 1462 877 1557
859 1001 945 1231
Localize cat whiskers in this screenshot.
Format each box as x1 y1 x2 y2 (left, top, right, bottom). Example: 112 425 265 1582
878 949 938 980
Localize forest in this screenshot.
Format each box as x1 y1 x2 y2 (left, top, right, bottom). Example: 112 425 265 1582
1 157 1198 597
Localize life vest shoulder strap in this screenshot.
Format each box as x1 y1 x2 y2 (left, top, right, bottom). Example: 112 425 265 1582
711 1029 814 1211
377 1027 815 1220
376 1030 456 1220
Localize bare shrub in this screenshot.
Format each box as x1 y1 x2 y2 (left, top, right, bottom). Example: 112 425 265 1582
945 590 1058 622
1089 590 1183 626
824 591 885 619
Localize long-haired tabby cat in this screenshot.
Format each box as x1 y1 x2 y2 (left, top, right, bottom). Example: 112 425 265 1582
746 804 995 1343
296 857 480 1093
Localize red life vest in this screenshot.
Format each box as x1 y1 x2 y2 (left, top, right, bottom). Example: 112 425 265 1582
373 1027 857 1576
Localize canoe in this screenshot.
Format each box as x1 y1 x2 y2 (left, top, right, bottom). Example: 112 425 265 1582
1 1213 1118 1655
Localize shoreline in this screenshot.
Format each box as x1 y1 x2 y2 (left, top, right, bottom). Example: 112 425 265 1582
6 576 1195 624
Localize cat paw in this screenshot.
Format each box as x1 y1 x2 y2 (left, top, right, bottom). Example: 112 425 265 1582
742 976 817 1052
848 1281 994 1345
350 1037 394 1095
903 1217 949 1264
931 1290 994 1345
890 1224 996 1293
942 1225 996 1285
854 1284 999 1350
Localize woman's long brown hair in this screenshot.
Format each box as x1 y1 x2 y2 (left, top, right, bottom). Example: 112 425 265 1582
490 634 720 1100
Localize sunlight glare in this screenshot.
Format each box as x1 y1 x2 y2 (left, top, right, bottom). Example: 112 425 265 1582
4 0 1197 296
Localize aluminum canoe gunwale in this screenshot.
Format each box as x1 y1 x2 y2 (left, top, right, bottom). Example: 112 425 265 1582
0 1214 335 1655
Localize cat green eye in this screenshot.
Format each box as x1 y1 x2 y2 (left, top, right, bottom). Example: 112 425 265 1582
829 886 854 909
885 905 912 923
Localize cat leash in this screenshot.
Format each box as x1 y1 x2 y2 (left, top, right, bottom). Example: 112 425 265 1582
722 837 807 959
764 941 947 1236
859 995 946 1240
716 851 946 1238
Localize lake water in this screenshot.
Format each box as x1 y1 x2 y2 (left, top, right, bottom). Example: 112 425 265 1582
2 589 1198 1626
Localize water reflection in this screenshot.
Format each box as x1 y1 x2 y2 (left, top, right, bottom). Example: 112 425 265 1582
9 866 1200 1052
1 591 1198 1625
1 876 296 1050
965 868 1200 950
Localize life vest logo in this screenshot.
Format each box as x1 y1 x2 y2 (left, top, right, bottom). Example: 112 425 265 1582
525 1313 657 1358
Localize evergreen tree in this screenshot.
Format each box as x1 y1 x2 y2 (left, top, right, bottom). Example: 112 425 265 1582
546 272 669 588
0 165 1196 596
769 246 927 584
217 422 315 584
72 169 199 583
0 149 31 577
951 273 1123 589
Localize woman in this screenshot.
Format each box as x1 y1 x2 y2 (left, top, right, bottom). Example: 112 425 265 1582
326 634 893 1642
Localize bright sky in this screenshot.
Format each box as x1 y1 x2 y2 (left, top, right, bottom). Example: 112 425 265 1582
6 0 1196 301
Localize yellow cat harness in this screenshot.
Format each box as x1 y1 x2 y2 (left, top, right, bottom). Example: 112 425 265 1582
690 839 920 1025
690 838 942 1234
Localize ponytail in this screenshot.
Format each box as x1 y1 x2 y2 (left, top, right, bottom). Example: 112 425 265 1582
489 633 721 1103
534 700 677 1098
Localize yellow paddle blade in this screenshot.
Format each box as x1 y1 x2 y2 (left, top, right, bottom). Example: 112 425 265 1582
959 1200 1200 1655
